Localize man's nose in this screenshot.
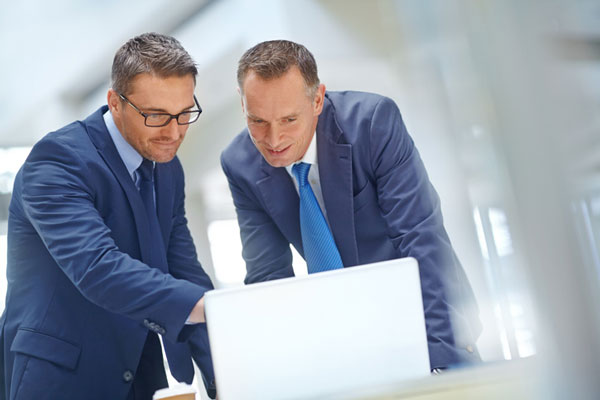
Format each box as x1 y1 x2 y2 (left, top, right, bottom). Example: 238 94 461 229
162 118 181 139
266 126 283 148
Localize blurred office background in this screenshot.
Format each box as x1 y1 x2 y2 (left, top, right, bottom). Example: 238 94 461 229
1 0 599 398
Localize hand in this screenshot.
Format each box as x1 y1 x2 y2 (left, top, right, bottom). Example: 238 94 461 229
187 296 206 323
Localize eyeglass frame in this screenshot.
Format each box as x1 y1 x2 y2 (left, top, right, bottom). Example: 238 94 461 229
118 93 202 127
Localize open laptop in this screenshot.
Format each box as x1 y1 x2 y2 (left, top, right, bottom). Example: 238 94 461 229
204 257 430 400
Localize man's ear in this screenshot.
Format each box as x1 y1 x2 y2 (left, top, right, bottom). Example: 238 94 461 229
238 87 246 114
313 83 326 115
107 89 120 115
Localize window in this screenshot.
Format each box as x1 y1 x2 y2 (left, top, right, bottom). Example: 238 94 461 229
0 147 31 313
207 219 307 288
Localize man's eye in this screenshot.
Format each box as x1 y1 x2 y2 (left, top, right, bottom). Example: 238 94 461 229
148 114 169 123
286 118 296 123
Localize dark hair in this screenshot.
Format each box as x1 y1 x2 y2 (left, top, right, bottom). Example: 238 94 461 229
237 40 319 96
111 32 197 95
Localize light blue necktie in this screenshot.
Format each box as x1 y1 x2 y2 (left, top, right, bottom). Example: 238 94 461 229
292 162 344 273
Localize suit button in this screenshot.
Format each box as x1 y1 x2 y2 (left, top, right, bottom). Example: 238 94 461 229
466 344 474 353
123 370 134 382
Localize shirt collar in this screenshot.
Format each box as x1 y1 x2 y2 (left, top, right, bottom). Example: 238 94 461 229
103 109 143 180
285 131 318 175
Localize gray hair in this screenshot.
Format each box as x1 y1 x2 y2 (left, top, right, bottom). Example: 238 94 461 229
237 40 320 97
111 32 197 95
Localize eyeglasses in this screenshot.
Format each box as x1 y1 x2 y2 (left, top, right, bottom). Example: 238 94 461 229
118 93 202 127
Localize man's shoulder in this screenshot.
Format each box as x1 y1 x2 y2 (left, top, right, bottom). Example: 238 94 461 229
220 129 270 187
324 90 399 124
31 121 88 160
325 90 394 112
221 128 259 167
33 107 105 154
325 90 388 103
22 108 109 185
321 91 401 144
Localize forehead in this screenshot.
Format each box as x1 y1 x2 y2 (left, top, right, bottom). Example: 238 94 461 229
128 73 195 103
242 68 311 117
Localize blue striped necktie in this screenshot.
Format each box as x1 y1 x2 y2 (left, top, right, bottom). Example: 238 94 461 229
292 162 344 273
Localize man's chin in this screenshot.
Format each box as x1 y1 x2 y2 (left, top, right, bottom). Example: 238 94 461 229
147 152 177 164
260 149 295 168
263 157 293 168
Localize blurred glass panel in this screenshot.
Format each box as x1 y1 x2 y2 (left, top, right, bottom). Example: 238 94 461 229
207 219 246 287
0 147 30 194
489 208 513 258
207 218 307 288
0 232 6 313
573 196 600 281
0 147 30 313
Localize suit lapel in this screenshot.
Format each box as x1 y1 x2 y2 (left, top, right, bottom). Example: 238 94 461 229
84 107 159 269
316 97 359 267
256 162 303 254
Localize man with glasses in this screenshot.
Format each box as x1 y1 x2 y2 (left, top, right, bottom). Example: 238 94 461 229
0 33 216 399
221 40 482 373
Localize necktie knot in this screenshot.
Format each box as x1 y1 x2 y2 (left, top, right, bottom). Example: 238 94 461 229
292 162 311 187
137 159 154 183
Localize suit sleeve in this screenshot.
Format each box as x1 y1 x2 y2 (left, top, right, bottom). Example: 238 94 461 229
368 97 480 368
220 153 294 284
166 162 214 290
20 137 205 344
163 162 217 398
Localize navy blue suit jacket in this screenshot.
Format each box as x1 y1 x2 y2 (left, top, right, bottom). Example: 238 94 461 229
0 106 216 399
221 91 482 369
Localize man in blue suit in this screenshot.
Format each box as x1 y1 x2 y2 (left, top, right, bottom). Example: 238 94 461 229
1 33 216 399
221 40 482 371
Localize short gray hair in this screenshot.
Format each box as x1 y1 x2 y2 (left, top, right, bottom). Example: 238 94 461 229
111 32 197 95
237 40 319 97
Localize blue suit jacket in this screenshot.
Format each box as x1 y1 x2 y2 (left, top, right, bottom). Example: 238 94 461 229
221 91 482 369
0 106 216 399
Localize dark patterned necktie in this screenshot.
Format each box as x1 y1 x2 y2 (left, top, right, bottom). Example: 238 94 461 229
137 159 167 270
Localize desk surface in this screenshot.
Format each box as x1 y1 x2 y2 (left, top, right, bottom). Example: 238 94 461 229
317 358 541 400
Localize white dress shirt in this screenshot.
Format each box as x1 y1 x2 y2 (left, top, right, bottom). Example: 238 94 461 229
103 110 144 186
285 131 329 222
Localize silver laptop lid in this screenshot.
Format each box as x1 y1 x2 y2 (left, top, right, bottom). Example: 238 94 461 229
204 257 430 400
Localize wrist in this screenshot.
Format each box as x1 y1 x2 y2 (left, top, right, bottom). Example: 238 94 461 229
188 296 206 323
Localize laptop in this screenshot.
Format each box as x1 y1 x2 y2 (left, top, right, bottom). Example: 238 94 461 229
204 257 430 400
